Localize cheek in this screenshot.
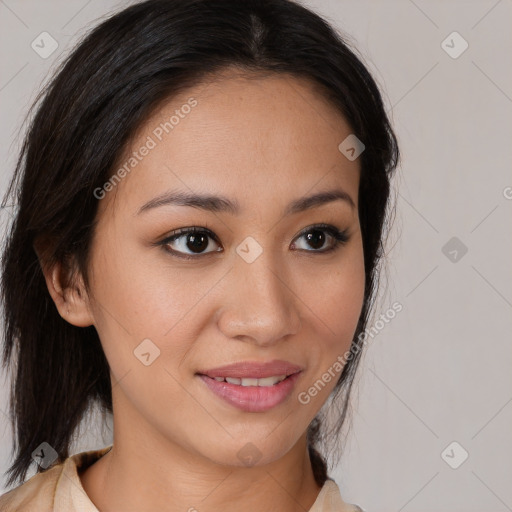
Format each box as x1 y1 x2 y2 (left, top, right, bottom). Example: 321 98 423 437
327 264 365 338
86 235 217 384
295 242 365 401
86 250 199 422
88 234 184 334
308 242 365 343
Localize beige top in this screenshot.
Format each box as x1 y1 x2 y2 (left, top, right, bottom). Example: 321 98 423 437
0 446 363 512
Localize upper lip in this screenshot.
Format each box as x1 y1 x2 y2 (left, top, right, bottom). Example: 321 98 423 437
197 359 303 379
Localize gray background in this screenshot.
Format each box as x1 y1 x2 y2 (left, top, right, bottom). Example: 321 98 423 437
0 1 511 511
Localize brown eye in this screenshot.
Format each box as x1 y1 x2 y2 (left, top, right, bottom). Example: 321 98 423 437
160 227 222 259
291 224 349 253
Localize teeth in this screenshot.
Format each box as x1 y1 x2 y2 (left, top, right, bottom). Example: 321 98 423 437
254 375 286 387
214 375 287 387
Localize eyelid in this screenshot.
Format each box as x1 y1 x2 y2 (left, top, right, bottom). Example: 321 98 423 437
159 225 218 243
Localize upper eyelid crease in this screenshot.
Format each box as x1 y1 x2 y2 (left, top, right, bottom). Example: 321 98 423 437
137 189 356 216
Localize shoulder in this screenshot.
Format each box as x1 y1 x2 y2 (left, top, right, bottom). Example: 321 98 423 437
0 446 112 512
313 478 364 512
0 463 64 512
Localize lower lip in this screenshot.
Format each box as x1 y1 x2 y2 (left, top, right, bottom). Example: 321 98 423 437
198 372 301 412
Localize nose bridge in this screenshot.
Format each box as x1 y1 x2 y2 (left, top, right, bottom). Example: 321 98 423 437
218 236 301 343
239 247 285 307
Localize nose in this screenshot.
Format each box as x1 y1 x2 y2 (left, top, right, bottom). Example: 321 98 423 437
216 244 302 347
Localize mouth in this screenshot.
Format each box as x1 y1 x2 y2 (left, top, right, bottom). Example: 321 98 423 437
196 370 302 412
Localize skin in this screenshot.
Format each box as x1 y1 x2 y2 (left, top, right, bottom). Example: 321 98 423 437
40 69 365 512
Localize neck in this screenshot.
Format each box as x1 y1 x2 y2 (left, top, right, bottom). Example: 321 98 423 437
80 407 323 512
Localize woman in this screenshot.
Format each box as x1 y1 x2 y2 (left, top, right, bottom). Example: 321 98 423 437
0 0 399 510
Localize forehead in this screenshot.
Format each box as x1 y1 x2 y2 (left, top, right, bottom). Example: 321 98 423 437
102 70 360 218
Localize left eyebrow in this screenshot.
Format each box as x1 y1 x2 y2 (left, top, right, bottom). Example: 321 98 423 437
136 188 356 216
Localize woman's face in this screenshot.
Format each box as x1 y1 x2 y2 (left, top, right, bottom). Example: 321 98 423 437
84 71 365 467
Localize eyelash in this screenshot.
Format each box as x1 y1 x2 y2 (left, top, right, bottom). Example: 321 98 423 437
156 223 349 261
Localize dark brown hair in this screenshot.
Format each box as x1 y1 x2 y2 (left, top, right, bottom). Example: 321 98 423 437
1 0 399 488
